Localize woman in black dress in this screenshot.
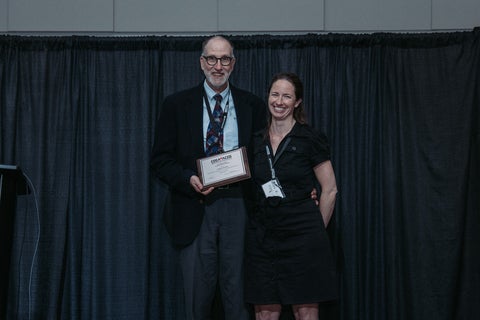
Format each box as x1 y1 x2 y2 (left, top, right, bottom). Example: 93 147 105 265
245 73 338 320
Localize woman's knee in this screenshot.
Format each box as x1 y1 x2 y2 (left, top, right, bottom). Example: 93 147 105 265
254 304 282 320
292 303 319 320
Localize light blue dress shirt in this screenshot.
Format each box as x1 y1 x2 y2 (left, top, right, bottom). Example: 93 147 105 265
203 81 239 152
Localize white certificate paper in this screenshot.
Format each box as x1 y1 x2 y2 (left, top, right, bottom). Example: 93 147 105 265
196 147 251 188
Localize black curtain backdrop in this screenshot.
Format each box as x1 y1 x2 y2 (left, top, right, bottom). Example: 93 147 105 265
0 29 479 320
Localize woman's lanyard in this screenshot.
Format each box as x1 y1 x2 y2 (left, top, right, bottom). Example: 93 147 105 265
265 145 277 180
265 137 291 179
262 137 291 199
203 89 231 131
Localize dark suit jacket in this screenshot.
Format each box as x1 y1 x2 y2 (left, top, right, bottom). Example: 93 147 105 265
150 82 267 247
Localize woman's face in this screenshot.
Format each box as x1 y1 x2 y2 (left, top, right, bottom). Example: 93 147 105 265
268 79 301 121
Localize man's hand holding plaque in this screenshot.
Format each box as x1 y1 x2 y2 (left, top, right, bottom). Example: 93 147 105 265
196 147 251 189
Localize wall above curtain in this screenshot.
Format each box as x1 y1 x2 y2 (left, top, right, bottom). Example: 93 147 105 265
1 0 479 33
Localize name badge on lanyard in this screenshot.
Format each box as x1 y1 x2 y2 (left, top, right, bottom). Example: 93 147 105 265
261 138 291 199
262 178 285 198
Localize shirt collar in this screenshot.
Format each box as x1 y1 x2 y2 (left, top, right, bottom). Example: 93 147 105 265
203 80 229 102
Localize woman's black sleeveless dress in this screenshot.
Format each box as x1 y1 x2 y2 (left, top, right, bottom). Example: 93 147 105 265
245 122 337 305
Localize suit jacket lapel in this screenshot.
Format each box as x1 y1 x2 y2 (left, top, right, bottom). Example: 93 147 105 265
231 86 253 148
186 85 206 156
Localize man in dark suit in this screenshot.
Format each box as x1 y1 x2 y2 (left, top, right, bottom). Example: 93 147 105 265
150 35 267 320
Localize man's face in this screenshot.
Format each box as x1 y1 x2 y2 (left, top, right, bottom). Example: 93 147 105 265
200 38 236 92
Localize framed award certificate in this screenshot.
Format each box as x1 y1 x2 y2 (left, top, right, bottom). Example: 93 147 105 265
196 147 251 188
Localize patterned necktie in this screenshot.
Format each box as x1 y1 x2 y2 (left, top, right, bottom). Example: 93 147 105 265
205 94 224 156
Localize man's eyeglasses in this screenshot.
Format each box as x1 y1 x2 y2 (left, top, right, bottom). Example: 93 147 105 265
202 55 234 66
